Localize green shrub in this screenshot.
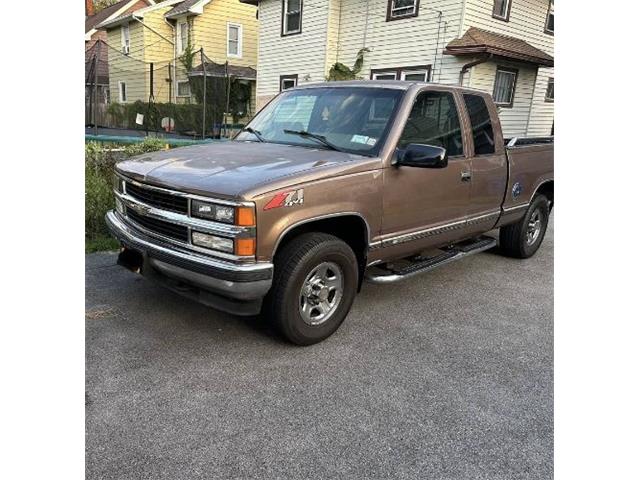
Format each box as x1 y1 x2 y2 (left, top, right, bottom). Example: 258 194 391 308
123 137 167 156
85 139 167 252
106 94 251 135
85 142 119 245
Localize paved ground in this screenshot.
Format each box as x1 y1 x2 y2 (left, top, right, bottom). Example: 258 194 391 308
86 217 553 479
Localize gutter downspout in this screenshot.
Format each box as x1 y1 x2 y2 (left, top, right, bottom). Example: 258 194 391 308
458 54 491 86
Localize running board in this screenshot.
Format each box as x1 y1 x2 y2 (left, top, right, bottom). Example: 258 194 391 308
365 236 497 284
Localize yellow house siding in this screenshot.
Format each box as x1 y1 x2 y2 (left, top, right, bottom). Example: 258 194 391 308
105 0 258 108
192 0 258 67
142 7 176 103
107 21 147 105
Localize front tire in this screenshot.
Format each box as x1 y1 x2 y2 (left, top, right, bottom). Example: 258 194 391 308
265 233 358 346
499 194 550 258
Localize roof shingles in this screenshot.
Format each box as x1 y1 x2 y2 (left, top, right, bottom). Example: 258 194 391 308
164 0 201 18
86 0 133 33
445 27 554 67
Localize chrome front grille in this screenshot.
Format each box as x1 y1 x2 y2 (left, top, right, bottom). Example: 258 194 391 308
125 182 188 214
126 209 189 242
114 174 256 261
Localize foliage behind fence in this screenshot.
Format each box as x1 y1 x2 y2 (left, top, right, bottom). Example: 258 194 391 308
86 40 254 138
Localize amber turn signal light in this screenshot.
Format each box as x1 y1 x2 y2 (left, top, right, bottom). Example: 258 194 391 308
235 238 256 256
236 206 256 226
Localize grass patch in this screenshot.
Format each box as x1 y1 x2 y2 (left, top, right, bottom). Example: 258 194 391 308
85 236 120 254
85 139 167 253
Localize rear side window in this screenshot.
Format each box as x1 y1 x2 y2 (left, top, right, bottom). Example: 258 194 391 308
398 91 464 156
463 94 496 155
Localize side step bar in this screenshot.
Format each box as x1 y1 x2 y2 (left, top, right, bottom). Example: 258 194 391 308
365 236 497 284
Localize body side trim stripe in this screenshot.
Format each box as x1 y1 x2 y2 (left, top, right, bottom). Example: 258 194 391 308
370 210 501 250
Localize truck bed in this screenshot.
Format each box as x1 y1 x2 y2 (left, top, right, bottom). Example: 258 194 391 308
502 137 554 212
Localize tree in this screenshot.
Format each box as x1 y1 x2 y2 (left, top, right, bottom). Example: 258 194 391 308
93 0 119 13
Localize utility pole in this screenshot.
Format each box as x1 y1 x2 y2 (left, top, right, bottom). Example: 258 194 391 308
93 40 101 135
201 48 207 139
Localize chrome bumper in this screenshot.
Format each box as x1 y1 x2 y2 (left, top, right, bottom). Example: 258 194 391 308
106 211 273 314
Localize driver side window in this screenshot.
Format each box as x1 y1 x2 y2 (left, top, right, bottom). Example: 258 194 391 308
398 91 464 156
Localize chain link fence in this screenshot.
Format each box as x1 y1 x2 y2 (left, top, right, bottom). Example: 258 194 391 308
85 40 255 139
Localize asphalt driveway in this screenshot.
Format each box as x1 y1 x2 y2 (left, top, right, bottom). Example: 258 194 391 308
86 216 553 479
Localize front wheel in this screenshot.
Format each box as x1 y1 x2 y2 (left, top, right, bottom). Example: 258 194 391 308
499 194 550 258
264 233 358 346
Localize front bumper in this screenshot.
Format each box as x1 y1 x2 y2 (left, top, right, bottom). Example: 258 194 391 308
105 210 273 315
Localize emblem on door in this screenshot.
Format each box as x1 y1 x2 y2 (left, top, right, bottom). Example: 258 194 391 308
512 182 523 198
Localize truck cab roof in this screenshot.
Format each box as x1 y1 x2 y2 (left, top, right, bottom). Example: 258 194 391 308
288 80 489 96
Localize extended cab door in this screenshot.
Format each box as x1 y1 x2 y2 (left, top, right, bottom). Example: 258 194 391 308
380 89 472 254
461 93 508 234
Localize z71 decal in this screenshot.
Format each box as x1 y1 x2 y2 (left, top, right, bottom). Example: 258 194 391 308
263 189 305 210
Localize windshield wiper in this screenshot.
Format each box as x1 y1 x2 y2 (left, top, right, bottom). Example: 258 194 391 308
283 129 345 152
241 126 265 142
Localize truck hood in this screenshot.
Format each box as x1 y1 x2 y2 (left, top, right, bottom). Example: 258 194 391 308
116 141 377 199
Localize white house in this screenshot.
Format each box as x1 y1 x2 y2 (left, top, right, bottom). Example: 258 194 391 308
241 0 554 137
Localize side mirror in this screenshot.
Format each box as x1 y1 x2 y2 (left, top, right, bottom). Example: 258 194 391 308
396 144 448 168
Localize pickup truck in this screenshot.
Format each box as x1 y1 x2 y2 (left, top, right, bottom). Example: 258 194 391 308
106 81 553 345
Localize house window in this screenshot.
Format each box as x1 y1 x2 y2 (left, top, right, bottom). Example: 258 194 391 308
371 66 431 82
121 23 130 54
177 21 189 54
492 0 512 21
372 72 397 80
387 0 420 21
545 1 554 34
493 67 518 107
282 0 302 36
118 82 127 102
280 74 298 91
177 81 191 97
401 69 429 82
545 77 554 102
227 23 243 58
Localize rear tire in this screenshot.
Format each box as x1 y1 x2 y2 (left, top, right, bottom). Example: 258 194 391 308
499 194 550 258
264 233 358 346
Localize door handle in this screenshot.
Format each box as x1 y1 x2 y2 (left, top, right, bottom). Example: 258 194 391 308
461 171 472 182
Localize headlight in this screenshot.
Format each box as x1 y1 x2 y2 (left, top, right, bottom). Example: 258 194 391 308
191 231 234 253
191 201 256 226
191 200 235 224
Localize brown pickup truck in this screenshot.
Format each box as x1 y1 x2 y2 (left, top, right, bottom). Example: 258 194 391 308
107 81 553 345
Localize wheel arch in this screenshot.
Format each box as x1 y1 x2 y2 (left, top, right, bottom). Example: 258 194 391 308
272 213 371 291
534 180 554 209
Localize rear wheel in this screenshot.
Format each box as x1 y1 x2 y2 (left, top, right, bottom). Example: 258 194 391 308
265 233 358 345
499 194 550 258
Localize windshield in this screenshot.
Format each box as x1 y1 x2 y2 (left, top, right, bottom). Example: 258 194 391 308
236 87 405 156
